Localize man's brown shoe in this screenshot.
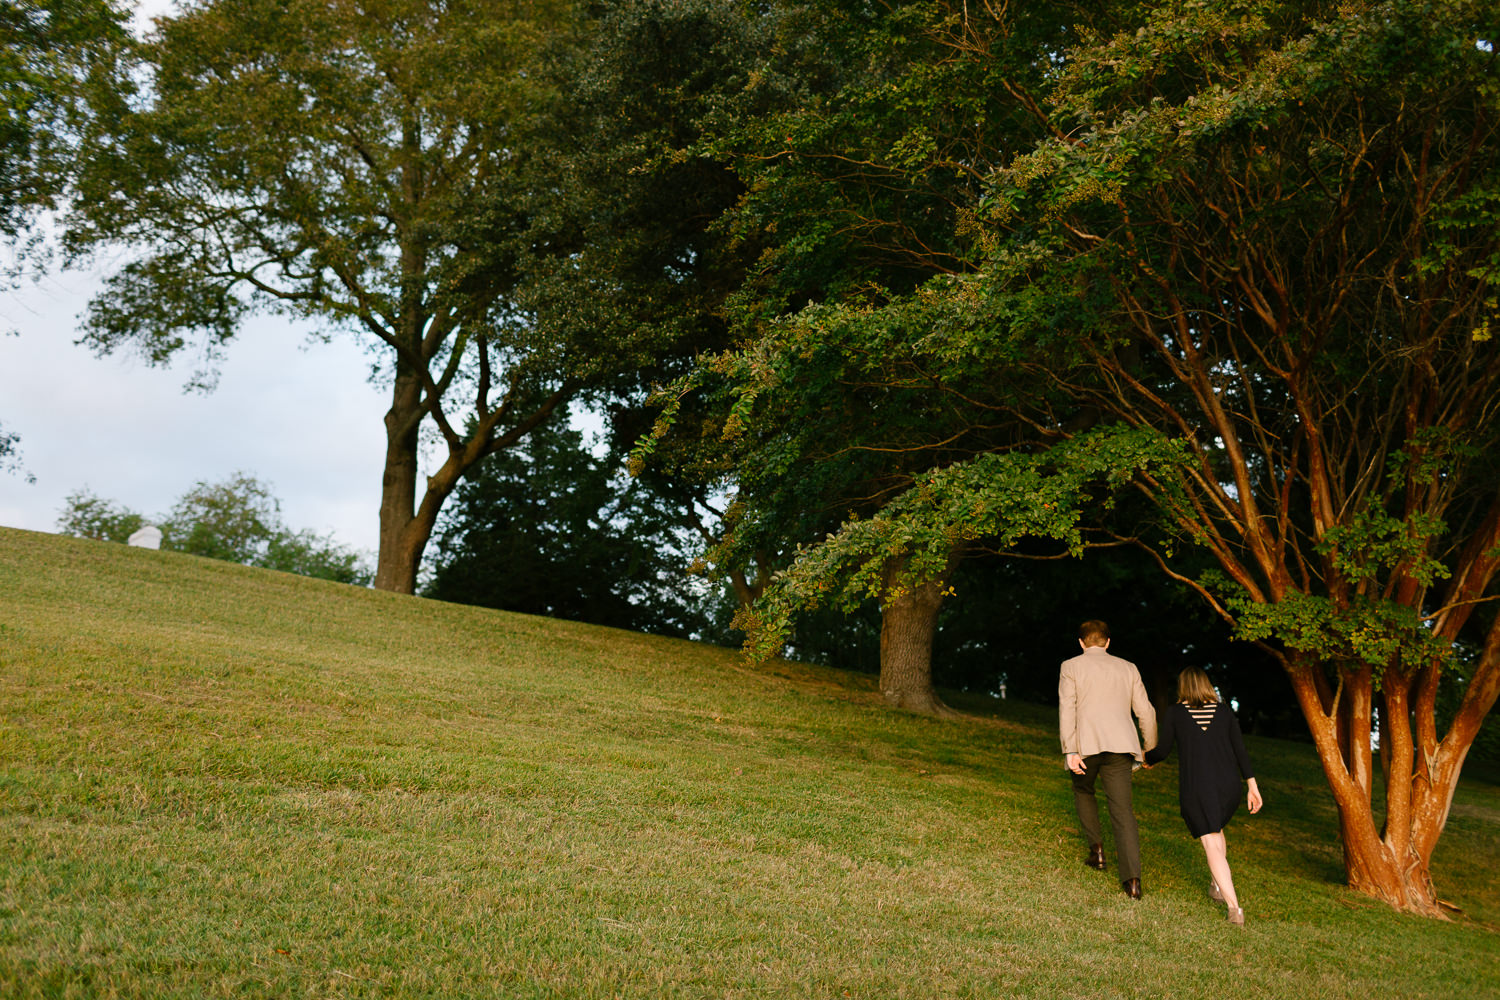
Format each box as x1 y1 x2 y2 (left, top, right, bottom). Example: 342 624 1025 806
1122 878 1142 899
1085 844 1106 870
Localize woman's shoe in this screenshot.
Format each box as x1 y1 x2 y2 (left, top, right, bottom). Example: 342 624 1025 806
1227 906 1245 925
1208 881 1224 902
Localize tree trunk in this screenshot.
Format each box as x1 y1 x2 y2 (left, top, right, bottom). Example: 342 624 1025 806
374 369 425 593
728 559 770 608
877 553 959 716
1283 654 1475 915
371 370 576 595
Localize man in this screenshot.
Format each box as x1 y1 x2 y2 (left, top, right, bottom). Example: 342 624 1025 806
1059 619 1157 899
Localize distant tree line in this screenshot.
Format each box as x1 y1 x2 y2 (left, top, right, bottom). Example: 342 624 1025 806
58 472 372 585
6 0 1499 914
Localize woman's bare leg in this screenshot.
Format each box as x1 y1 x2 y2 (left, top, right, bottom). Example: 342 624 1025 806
1199 831 1239 910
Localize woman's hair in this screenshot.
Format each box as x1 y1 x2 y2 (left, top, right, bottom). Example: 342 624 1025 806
1176 666 1219 707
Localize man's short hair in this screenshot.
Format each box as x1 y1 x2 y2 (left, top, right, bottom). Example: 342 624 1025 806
1078 620 1111 647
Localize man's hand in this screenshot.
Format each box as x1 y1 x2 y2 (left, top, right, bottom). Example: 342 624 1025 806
1066 752 1086 775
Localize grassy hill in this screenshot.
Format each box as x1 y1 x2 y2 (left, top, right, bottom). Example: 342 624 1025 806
1 526 1496 999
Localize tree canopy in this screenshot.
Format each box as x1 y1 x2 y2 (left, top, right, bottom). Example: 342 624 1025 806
3 0 129 473
63 0 579 592
687 0 1499 913
1 0 127 249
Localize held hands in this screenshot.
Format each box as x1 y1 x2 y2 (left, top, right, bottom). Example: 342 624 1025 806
1247 777 1264 814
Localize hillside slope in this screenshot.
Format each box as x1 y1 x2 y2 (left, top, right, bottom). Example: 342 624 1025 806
1 526 1496 998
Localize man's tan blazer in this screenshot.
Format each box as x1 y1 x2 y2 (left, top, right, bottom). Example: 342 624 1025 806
1059 644 1158 762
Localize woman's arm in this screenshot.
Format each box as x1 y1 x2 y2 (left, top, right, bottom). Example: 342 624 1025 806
1226 705 1255 780
1144 703 1175 766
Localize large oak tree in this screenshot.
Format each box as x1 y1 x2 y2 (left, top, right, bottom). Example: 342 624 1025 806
64 0 580 592
645 0 1123 712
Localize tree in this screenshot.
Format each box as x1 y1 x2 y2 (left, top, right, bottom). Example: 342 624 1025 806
663 301 1035 715
3 0 129 469
258 527 373 585
1 0 127 250
530 0 808 619
739 0 1499 913
57 475 372 584
62 0 584 593
55 486 144 541
642 0 1119 713
425 408 714 637
162 472 281 565
974 0 1500 915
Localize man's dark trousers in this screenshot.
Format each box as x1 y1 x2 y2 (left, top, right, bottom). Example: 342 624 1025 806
1072 751 1141 880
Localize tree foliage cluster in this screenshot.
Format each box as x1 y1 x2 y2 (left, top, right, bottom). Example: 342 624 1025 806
1 0 126 249
2 0 129 470
58 473 373 585
423 408 716 638
0 421 23 479
636 0 1499 913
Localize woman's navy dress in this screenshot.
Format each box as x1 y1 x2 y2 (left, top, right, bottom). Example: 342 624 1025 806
1145 701 1255 838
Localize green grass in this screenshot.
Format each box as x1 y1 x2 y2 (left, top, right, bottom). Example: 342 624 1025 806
1 526 1496 999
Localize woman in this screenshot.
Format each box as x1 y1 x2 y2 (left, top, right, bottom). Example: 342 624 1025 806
1145 666 1263 925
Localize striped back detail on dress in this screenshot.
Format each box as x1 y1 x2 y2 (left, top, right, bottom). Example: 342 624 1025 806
1186 703 1218 732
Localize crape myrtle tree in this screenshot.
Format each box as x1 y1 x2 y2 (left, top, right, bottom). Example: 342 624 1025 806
979 0 1500 915
62 0 590 593
742 0 1499 913
1017 0 1499 914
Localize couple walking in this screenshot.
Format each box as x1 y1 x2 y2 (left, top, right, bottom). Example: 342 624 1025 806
1058 619 1263 925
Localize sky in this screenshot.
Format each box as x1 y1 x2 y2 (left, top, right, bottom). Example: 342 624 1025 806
0 2 386 556
3 1 616 562
1 264 390 555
